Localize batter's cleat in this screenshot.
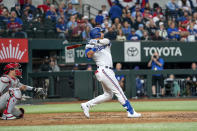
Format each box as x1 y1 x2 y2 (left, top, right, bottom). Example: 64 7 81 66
127 110 141 118
1 113 17 120
81 103 90 118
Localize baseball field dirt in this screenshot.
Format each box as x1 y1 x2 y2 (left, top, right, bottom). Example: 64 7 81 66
1 111 197 126
0 98 197 126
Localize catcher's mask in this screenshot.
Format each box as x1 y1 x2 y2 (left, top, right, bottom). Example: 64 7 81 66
4 63 22 77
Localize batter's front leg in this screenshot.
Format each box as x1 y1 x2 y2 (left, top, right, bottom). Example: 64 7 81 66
81 82 113 118
86 82 113 107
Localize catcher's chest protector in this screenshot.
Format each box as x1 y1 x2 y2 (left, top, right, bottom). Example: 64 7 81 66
0 75 20 95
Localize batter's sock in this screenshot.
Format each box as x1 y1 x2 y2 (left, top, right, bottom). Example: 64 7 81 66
123 100 134 114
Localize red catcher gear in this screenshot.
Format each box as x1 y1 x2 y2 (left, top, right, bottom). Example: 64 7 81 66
4 63 22 76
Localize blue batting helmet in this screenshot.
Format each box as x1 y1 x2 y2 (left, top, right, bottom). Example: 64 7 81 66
89 27 103 39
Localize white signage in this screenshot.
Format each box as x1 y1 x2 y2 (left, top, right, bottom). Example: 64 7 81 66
65 47 75 63
143 47 182 57
124 42 141 62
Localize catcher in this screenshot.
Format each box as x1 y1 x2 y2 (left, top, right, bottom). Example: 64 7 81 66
0 63 45 120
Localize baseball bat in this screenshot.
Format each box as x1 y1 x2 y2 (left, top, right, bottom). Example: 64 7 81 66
66 44 86 50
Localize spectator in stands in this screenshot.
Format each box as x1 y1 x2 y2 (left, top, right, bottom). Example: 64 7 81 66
147 19 158 37
191 0 197 12
116 29 126 41
71 22 85 41
178 0 192 13
122 11 133 26
82 25 91 41
152 7 164 19
115 63 125 91
0 8 9 23
18 0 28 10
86 64 92 71
192 12 197 25
104 26 117 40
0 3 4 15
187 21 197 41
23 0 36 14
158 22 168 40
89 18 96 28
67 15 77 30
57 2 66 15
141 30 151 40
165 74 180 97
40 56 51 72
142 1 151 12
95 10 104 25
37 0 50 14
82 16 92 29
166 0 179 13
179 20 190 41
114 18 121 29
46 4 57 22
133 16 144 30
167 21 180 40
148 52 165 97
7 11 27 38
0 18 5 37
49 60 60 72
66 2 78 16
73 64 79 70
101 19 111 33
109 1 122 23
56 17 68 39
152 30 163 40
136 75 144 97
69 0 82 13
136 24 145 38
122 21 131 37
143 9 152 23
132 5 142 19
101 5 108 19
127 28 140 41
121 7 127 19
31 16 44 37
11 4 22 18
185 62 197 96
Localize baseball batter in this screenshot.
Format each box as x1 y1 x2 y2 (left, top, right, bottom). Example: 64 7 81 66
81 27 141 118
0 63 44 120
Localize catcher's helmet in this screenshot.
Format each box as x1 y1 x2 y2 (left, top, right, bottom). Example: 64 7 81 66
89 27 103 39
4 63 22 76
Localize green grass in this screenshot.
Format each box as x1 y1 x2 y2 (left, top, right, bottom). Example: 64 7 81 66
1 122 197 131
17 100 197 114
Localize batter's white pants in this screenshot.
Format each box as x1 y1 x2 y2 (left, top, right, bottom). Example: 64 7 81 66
86 67 127 107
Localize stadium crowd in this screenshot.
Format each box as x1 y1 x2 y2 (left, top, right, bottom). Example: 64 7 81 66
1 0 197 42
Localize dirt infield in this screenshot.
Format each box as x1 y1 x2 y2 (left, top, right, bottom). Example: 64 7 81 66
0 111 197 126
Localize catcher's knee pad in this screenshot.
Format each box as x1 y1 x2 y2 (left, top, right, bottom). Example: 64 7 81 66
18 108 25 118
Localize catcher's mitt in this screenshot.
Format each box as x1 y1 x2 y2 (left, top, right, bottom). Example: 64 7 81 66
33 87 47 99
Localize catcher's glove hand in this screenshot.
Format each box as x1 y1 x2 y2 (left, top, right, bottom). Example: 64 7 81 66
33 87 46 97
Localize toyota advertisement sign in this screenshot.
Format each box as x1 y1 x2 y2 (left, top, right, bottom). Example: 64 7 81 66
124 42 141 62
